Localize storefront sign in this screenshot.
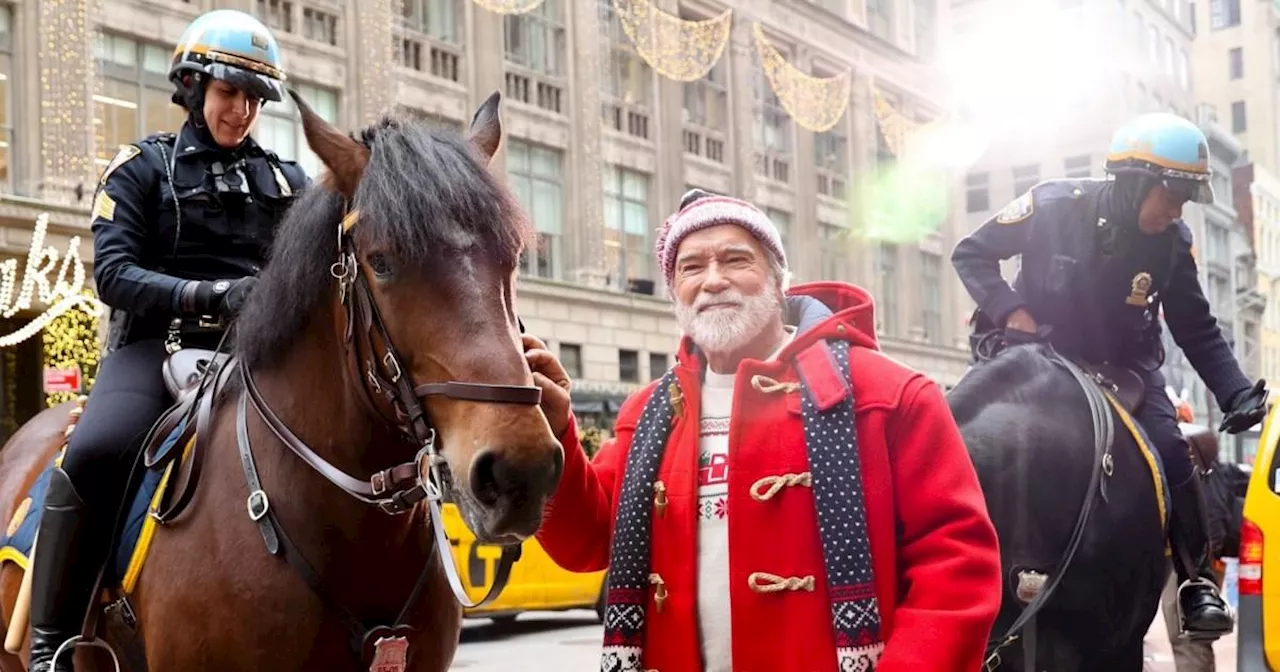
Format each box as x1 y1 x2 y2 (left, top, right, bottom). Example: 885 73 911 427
42 364 82 393
0 213 104 348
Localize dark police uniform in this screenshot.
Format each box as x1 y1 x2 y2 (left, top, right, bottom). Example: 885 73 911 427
951 178 1251 486
70 124 309 517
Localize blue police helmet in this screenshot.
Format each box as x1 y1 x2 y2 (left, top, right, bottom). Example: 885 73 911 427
170 9 286 105
1104 113 1214 204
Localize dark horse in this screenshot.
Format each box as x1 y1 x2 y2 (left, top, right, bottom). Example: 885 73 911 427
0 90 564 670
948 343 1170 671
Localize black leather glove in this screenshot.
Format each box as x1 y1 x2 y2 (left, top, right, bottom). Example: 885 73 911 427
176 277 258 319
1219 379 1268 434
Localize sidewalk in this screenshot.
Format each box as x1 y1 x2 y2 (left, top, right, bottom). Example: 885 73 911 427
1143 603 1237 672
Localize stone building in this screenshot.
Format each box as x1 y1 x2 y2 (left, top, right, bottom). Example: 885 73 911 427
0 0 971 434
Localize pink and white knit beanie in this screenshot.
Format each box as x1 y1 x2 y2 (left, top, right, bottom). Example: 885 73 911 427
654 189 790 289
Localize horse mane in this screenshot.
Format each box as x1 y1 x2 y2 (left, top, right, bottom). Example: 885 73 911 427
234 116 533 369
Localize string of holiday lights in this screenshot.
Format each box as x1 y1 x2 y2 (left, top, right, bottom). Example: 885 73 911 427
613 0 732 82
0 214 104 348
752 23 850 133
470 0 546 15
40 0 94 202
43 288 101 407
871 85 921 157
359 0 397 125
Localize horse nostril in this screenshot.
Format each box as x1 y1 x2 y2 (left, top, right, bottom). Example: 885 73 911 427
469 449 503 509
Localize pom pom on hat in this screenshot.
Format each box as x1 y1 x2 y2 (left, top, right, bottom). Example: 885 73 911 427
655 189 789 289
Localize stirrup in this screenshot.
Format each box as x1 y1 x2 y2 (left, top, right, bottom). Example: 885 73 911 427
49 635 122 672
1174 577 1234 641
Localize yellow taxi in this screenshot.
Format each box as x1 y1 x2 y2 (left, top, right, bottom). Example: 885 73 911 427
441 502 608 623
1239 402 1280 669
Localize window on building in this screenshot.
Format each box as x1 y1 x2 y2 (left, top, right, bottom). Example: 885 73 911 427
0 6 14 192
619 349 639 383
559 343 582 378
599 0 652 140
506 139 564 279
648 352 668 380
682 54 727 163
966 172 990 212
876 244 898 336
1229 47 1244 79
302 7 339 45
257 0 294 33
819 222 850 282
94 34 187 170
504 0 566 112
867 0 894 42
1178 48 1190 89
403 0 460 41
1210 0 1241 28
920 251 942 344
1232 100 1247 133
254 82 339 177
399 0 463 81
1064 154 1092 178
1147 25 1159 63
766 208 792 252
815 124 849 200
1012 163 1041 195
753 47 793 183
913 0 936 61
603 165 651 286
1165 36 1177 77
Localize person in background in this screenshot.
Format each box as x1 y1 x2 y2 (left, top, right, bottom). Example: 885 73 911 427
523 189 1003 671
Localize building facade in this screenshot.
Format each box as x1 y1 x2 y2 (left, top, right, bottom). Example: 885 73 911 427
1247 163 1280 392
0 0 973 435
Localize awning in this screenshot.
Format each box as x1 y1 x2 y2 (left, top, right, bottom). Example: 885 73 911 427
570 389 630 415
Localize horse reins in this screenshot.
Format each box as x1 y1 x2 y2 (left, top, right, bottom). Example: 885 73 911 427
226 206 545 663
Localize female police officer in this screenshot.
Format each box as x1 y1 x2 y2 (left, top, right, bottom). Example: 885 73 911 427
27 9 309 670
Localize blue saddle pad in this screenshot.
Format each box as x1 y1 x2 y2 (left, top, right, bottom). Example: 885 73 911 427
0 417 189 591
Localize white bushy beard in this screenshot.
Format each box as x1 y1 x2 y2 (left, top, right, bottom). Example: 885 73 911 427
674 282 784 356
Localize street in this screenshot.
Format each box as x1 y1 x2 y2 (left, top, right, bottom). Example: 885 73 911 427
450 606 1241 671
450 611 603 670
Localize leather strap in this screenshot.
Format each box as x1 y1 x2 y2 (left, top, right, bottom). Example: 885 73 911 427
237 390 280 555
413 381 542 404
152 357 239 523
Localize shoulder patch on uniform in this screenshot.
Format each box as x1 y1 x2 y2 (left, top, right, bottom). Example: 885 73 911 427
995 191 1035 225
98 145 141 186
92 190 116 222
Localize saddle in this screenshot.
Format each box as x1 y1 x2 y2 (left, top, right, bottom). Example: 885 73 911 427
1076 362 1145 415
138 348 238 521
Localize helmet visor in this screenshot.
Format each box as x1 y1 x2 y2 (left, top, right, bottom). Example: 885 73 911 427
204 62 284 103
1162 176 1214 205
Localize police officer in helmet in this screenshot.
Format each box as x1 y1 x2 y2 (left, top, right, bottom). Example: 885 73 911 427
951 112 1267 639
26 10 309 670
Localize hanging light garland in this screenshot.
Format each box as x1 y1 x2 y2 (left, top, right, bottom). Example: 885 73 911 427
470 0 545 16
42 287 100 407
871 85 922 157
752 23 850 133
0 214 105 348
358 0 397 125
613 0 732 82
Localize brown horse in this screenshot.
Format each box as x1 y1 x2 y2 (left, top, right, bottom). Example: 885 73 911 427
0 90 564 671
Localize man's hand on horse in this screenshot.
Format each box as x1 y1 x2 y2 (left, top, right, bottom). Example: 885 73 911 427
1220 379 1268 435
522 334 572 438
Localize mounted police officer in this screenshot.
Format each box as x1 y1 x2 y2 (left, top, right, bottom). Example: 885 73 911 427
27 10 309 670
951 112 1267 640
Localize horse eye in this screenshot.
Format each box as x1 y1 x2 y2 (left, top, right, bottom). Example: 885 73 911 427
367 252 394 277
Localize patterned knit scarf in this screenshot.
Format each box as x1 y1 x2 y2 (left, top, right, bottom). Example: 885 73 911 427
600 339 883 672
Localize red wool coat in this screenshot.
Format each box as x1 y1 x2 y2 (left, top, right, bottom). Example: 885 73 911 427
537 282 1002 672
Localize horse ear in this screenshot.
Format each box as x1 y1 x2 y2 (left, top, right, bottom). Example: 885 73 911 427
290 89 368 200
467 90 503 164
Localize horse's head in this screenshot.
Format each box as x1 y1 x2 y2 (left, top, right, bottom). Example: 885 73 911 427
279 91 562 542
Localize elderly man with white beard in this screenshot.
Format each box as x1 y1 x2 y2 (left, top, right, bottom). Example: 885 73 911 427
525 189 1003 672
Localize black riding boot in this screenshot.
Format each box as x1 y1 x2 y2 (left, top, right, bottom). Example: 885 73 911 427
1169 473 1233 639
28 468 106 672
